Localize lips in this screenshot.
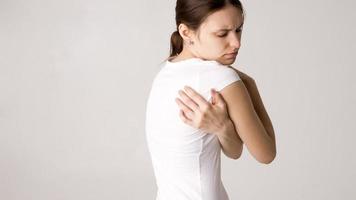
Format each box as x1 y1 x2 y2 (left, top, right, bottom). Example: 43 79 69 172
226 52 238 56
226 51 238 55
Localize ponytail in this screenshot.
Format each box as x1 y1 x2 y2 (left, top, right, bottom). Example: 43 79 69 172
169 30 183 58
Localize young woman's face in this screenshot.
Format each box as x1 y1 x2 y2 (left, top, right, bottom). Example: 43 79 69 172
193 5 244 65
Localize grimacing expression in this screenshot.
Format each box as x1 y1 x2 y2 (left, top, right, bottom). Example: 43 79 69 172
193 5 244 65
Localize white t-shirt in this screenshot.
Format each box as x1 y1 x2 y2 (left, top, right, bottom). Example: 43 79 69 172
145 57 241 200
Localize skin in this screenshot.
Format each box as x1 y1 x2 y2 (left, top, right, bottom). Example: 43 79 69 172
173 4 277 163
172 4 244 153
170 4 243 65
176 87 231 135
175 70 254 135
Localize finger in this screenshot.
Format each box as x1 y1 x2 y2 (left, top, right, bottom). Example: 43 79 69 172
179 109 193 126
178 89 199 112
211 88 226 106
210 89 216 105
175 97 195 118
183 85 210 108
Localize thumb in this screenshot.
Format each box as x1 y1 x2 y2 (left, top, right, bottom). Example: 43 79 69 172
211 89 225 106
210 89 216 105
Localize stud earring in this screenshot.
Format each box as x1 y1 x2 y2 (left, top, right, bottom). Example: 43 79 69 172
189 40 194 45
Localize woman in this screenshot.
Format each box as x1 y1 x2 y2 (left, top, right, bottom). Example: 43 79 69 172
145 0 276 199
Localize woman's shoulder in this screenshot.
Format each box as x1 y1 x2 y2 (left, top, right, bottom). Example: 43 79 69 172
198 63 241 93
199 63 239 77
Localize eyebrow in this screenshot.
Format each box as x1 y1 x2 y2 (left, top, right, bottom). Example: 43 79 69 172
216 22 244 31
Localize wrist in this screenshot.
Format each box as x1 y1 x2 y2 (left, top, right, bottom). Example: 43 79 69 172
216 119 235 137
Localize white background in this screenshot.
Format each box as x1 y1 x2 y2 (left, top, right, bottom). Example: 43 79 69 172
1 0 355 199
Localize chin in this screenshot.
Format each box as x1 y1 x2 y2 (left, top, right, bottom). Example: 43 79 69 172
212 55 236 65
218 59 235 66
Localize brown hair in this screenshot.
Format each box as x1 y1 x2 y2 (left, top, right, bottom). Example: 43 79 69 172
167 0 245 60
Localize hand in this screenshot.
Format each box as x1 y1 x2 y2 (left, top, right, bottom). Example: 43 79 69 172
175 85 230 134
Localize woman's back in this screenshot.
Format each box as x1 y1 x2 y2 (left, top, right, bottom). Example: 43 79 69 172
145 57 241 200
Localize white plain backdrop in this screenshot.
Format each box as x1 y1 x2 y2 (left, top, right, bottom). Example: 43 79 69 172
1 0 355 199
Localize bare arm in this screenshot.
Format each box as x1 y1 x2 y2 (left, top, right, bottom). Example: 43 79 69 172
244 79 276 146
214 68 277 161
176 87 244 160
216 118 243 159
231 68 276 149
175 74 276 163
219 69 276 164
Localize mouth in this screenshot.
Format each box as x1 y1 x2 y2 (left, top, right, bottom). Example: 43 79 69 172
225 52 238 57
226 51 238 55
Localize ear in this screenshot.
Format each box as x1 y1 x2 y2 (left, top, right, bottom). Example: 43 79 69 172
178 23 196 44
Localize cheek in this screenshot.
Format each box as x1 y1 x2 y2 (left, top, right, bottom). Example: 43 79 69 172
202 37 227 54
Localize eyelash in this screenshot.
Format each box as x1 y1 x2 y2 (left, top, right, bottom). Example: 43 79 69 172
218 29 242 37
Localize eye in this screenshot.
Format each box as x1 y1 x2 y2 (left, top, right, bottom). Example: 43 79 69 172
218 33 227 37
218 29 242 37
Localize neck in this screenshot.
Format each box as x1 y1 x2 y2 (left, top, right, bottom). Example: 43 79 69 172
169 48 197 62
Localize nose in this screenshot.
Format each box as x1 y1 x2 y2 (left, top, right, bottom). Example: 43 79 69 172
230 32 241 49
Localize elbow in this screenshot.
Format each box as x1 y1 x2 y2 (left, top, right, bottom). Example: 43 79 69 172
260 141 277 164
222 149 241 160
259 150 277 164
231 145 243 160
259 156 274 164
226 148 242 160
231 153 242 160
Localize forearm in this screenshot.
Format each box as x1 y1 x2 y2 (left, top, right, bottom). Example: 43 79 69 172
216 119 243 159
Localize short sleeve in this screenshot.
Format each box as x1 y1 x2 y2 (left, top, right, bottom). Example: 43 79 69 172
198 65 241 102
